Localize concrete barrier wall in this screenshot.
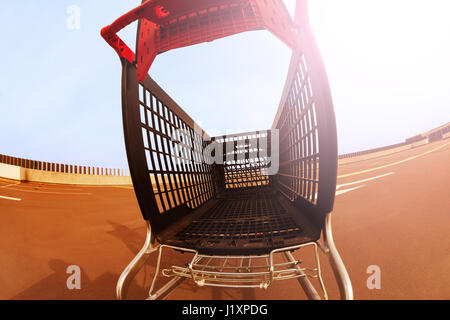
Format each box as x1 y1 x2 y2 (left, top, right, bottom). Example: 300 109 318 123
338 124 449 161
0 154 129 177
0 154 132 185
338 141 408 160
339 139 429 165
1 164 132 185
0 163 25 181
24 168 131 185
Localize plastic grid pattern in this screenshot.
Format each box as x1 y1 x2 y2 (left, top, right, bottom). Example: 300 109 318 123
138 82 215 213
174 197 302 248
213 131 273 190
276 53 320 205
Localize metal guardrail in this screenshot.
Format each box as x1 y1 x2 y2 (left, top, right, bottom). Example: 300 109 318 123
0 154 129 177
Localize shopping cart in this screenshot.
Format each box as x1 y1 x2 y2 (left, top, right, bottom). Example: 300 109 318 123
101 0 353 300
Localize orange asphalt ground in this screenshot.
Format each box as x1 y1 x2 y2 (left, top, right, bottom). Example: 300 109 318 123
1 139 449 300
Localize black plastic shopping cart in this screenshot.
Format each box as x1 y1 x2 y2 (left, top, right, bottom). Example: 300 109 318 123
102 0 353 300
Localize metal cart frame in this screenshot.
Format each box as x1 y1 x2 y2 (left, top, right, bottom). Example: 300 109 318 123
116 214 352 300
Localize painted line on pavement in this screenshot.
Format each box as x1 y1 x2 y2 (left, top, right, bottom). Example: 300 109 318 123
337 172 394 189
0 195 22 201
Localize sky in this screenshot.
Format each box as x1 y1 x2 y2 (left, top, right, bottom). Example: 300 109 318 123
0 0 449 169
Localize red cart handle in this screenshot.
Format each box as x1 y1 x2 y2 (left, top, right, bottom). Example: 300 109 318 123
101 1 169 64
102 0 299 81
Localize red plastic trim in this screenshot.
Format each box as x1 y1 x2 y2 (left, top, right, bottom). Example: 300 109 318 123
101 0 298 81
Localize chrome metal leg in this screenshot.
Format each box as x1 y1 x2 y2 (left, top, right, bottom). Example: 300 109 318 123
283 251 322 300
323 213 354 300
116 221 158 300
147 277 185 300
147 244 195 299
116 222 187 300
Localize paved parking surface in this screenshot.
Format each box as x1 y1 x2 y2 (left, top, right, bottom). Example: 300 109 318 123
1 140 449 300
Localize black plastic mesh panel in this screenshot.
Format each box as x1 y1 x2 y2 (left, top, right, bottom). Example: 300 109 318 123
138 82 215 213
170 195 307 254
276 54 320 205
